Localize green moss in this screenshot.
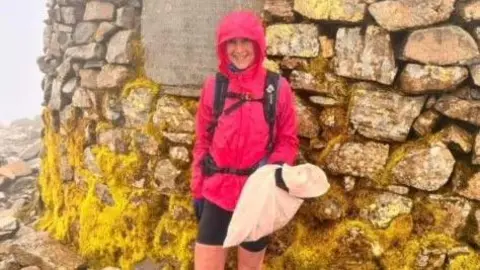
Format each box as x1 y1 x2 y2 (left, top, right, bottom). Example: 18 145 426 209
37 110 84 242
448 252 480 270
38 109 172 269
294 0 365 22
122 77 160 99
266 219 386 269
307 181 350 221
381 233 458 270
305 56 349 102
151 195 197 270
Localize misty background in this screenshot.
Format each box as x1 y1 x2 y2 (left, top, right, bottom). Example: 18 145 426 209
0 1 46 125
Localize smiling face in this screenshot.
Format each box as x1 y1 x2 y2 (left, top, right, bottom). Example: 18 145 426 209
226 38 256 70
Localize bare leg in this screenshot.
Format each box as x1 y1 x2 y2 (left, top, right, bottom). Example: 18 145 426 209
237 246 266 270
194 243 229 270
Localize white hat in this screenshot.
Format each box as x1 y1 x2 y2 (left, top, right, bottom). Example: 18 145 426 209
282 163 330 198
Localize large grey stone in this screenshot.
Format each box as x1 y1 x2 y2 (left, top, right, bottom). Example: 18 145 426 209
289 70 317 92
95 184 115 206
37 56 59 75
470 64 480 86
19 139 42 161
369 0 455 31
73 22 98 45
399 64 468 95
162 132 194 145
458 0 480 22
434 95 480 126
293 0 366 22
55 30 74 52
48 79 63 110
79 69 100 89
453 164 480 201
64 43 106 61
116 6 135 29
326 141 389 180
47 31 62 58
43 25 53 52
426 195 472 238
474 132 480 165
359 192 413 229
95 22 118 42
102 92 123 122
334 26 397 85
98 128 128 153
169 146 190 164
436 125 474 154
0 216 19 241
152 96 195 133
122 87 156 127
55 58 73 84
392 143 455 191
83 1 115 21
0 226 87 269
72 87 92 108
402 26 480 65
142 0 264 85
133 133 158 156
154 159 181 194
264 0 295 22
53 22 74 33
96 64 133 89
412 110 441 136
349 83 426 142
295 96 319 139
106 30 134 64
60 6 84 25
452 85 480 100
266 24 319 57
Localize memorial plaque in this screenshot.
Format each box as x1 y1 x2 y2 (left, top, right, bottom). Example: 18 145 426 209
142 0 265 88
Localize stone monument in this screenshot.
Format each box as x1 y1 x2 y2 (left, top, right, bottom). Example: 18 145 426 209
142 0 265 96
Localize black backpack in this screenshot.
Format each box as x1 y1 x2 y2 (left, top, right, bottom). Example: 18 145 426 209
201 71 281 176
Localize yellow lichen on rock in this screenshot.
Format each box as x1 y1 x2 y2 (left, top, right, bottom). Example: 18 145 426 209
293 0 366 22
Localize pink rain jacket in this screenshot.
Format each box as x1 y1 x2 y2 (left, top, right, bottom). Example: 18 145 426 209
190 11 299 211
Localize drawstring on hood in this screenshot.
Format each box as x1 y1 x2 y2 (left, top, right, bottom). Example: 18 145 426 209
216 11 267 94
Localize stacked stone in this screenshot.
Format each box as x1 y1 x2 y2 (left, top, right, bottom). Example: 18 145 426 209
35 0 198 268
37 0 141 113
264 0 480 268
31 0 480 269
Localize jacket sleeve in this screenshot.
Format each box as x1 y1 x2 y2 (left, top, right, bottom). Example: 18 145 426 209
190 77 214 199
267 77 299 165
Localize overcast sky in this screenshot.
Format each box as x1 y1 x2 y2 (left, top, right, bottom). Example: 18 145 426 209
0 1 45 124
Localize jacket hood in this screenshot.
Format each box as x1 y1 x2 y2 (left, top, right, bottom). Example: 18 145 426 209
216 10 266 79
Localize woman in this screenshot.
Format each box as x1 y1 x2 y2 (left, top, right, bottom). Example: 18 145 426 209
191 10 299 270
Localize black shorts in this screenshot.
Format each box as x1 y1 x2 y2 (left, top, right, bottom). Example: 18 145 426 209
197 199 269 252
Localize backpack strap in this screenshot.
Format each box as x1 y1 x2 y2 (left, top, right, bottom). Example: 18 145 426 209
264 71 280 153
207 72 229 135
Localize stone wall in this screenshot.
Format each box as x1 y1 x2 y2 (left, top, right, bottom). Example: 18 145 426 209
36 0 480 269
